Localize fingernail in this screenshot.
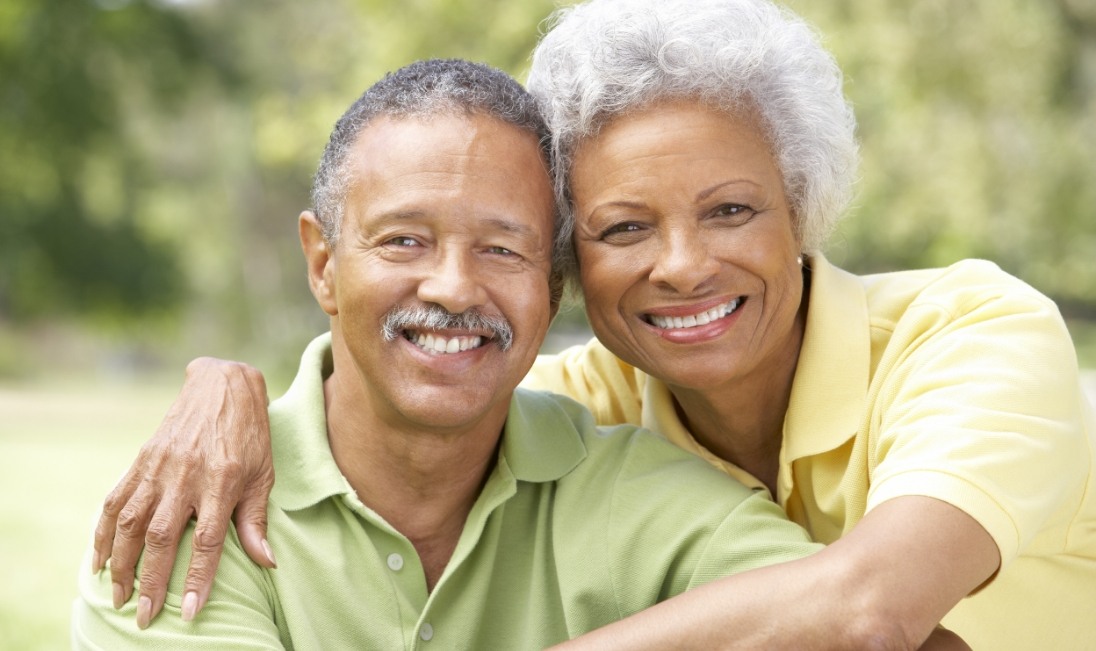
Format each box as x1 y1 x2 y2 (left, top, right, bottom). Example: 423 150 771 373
262 538 277 568
92 551 102 573
182 591 199 622
112 583 124 609
136 595 152 630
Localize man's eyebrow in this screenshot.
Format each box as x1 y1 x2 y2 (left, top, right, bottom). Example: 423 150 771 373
366 212 541 239
374 210 426 222
482 217 539 238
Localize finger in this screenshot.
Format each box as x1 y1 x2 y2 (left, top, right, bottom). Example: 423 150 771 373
93 467 145 573
230 374 275 570
109 483 157 608
135 493 195 630
180 493 235 622
234 467 276 570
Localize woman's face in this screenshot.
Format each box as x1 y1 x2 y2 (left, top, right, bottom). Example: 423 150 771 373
570 100 806 392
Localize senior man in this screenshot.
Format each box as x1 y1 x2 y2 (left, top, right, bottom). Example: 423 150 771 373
73 59 820 648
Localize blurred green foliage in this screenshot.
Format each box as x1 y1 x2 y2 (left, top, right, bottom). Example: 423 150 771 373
1 0 1094 378
797 0 1096 317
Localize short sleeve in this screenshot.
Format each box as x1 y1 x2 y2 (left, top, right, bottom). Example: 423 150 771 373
72 523 283 650
866 278 1090 566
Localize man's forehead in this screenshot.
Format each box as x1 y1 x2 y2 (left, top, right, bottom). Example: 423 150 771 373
339 112 555 242
343 114 546 185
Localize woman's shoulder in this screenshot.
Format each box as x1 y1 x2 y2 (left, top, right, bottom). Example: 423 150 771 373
854 258 1060 325
522 337 649 426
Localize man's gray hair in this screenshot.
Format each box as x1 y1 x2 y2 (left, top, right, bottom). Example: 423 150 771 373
312 59 563 303
528 0 860 278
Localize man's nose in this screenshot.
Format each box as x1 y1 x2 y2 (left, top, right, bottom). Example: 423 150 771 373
416 249 489 315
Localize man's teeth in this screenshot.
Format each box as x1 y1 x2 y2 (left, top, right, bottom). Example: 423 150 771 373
648 299 742 330
409 332 485 354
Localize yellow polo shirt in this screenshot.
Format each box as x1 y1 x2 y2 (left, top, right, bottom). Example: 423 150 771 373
524 255 1096 650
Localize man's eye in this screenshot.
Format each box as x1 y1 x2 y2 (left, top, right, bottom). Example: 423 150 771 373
487 246 516 256
386 236 420 247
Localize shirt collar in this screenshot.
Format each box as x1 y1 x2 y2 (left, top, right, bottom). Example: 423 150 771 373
269 332 353 511
781 254 870 465
500 389 587 482
269 333 587 512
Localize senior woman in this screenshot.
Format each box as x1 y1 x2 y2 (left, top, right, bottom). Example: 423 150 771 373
93 0 1096 648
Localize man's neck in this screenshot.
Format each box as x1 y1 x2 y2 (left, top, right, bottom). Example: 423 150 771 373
322 371 505 591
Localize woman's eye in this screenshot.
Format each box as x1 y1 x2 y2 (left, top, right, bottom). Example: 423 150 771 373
487 246 516 256
713 204 755 223
385 236 421 247
599 222 645 241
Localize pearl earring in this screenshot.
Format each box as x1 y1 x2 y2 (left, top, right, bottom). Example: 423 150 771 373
796 255 803 266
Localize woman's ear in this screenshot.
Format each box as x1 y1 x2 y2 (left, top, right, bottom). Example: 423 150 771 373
299 211 338 316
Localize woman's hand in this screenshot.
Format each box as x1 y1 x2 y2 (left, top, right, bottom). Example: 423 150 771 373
91 357 277 629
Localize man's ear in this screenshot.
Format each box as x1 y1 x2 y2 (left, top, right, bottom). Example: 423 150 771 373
299 211 337 316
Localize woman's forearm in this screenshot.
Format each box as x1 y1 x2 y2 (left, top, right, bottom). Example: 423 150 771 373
554 495 998 650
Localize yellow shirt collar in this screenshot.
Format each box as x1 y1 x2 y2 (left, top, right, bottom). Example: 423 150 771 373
783 255 871 460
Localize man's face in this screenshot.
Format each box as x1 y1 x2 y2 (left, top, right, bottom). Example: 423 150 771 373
307 112 556 432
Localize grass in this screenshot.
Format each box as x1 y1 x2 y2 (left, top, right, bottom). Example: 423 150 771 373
0 381 177 651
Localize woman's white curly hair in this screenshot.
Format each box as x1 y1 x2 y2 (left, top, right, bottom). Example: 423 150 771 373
527 0 859 281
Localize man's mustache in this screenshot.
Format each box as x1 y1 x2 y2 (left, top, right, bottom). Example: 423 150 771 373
381 304 514 351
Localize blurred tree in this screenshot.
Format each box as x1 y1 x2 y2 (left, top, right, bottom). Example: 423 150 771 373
791 0 1096 315
0 0 248 322
2 0 1092 377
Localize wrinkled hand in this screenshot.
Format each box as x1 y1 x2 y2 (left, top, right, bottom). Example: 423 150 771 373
92 357 276 629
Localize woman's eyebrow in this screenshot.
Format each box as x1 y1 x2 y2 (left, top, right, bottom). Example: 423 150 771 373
695 179 762 202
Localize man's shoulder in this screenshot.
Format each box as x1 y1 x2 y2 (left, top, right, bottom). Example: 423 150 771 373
509 391 818 621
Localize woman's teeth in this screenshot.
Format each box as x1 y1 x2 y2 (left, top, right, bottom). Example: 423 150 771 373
647 298 742 330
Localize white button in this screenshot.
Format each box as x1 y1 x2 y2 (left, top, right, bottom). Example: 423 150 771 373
419 623 434 641
386 553 404 571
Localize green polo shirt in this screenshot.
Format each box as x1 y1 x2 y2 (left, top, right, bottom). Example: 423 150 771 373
74 333 821 650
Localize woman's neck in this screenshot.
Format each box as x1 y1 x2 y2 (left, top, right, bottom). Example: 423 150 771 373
670 371 792 496
669 288 808 496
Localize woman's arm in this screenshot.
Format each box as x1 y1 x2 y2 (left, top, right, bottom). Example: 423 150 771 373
92 356 277 627
552 495 997 650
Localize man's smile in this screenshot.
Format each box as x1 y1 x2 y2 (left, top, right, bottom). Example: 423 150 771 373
405 330 489 354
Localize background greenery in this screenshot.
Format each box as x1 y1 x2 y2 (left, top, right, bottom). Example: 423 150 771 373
1 0 1094 648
